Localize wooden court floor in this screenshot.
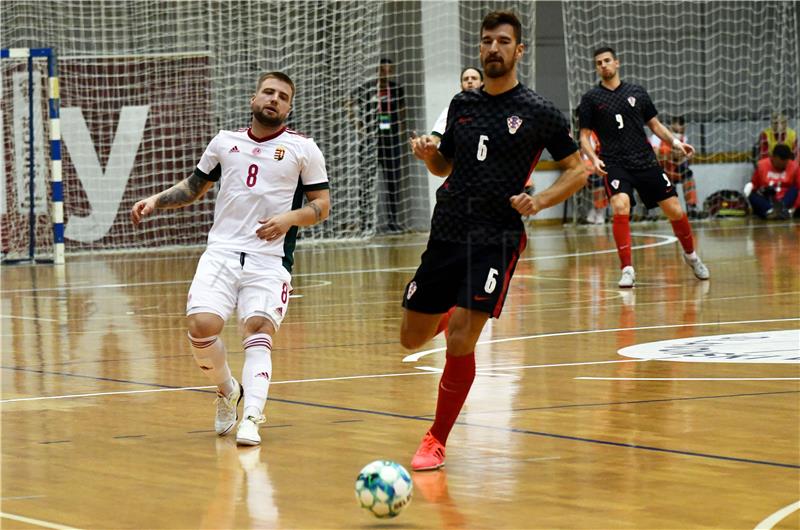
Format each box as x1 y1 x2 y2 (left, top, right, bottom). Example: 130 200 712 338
1 219 799 530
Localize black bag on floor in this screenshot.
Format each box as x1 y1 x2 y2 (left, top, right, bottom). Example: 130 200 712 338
703 189 749 217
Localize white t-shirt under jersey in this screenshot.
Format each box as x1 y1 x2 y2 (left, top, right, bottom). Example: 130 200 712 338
196 126 328 258
431 105 449 137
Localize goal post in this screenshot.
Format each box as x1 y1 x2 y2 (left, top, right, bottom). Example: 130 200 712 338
1 47 64 264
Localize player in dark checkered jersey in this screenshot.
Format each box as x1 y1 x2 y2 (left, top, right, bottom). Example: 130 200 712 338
578 47 710 288
402 11 589 471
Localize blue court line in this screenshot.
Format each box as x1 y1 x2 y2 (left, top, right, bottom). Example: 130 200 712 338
262 395 800 470
4 365 798 470
0 365 209 393
459 390 800 415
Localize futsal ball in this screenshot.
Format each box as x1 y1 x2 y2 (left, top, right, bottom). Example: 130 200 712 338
354 460 413 518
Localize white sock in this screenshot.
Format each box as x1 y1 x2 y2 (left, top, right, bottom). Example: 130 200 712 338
242 333 273 419
188 333 234 396
685 251 699 262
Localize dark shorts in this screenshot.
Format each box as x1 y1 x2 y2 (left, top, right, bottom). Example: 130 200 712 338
402 236 527 318
604 165 678 209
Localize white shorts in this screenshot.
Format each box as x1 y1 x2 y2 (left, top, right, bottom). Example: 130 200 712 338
186 248 292 329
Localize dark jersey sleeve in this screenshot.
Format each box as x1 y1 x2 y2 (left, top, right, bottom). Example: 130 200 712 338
577 93 594 132
641 88 658 122
194 164 221 182
544 108 579 161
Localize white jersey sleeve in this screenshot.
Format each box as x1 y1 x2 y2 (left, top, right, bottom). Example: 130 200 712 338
197 131 223 175
431 106 449 137
299 139 329 188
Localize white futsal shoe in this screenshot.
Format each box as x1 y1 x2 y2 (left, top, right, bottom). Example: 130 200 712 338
618 266 636 288
214 378 243 436
684 254 710 280
236 415 266 446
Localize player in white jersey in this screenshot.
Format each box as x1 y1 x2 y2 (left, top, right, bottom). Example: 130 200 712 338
131 72 330 446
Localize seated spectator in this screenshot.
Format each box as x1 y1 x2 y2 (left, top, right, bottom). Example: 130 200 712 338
757 113 798 161
746 144 799 219
651 116 704 219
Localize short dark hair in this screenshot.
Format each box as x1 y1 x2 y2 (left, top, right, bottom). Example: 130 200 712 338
380 57 394 65
481 10 522 45
592 46 617 59
671 115 686 126
772 143 794 160
256 71 295 101
461 66 483 81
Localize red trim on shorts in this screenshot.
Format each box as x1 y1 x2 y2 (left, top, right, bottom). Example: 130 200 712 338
492 232 527 318
603 173 613 198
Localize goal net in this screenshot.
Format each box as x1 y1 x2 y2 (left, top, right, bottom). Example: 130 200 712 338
1 55 56 262
562 1 800 223
3 1 539 256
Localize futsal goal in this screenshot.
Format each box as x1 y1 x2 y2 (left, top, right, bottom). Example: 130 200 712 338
1 47 63 264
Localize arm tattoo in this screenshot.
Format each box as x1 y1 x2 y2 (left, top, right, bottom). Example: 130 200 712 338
156 174 207 208
307 201 323 222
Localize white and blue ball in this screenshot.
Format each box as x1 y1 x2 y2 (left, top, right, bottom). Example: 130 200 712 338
354 460 413 518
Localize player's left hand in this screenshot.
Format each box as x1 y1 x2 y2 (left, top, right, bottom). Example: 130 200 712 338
510 193 542 216
409 131 439 161
256 214 292 241
676 141 695 159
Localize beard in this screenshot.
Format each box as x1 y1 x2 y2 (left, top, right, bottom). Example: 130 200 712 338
600 69 616 80
252 106 285 127
483 57 512 78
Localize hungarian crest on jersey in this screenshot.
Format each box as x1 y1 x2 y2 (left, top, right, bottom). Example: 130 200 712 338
627 96 636 107
507 115 522 135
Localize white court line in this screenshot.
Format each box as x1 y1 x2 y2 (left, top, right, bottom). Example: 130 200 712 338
1 386 215 403
519 232 676 262
0 512 81 530
754 500 800 530
577 377 800 381
402 317 800 362
414 365 518 378
0 372 437 403
0 314 59 322
0 233 677 295
1 358 654 403
418 358 647 374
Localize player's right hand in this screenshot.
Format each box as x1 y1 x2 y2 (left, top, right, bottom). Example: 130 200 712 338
131 197 157 226
592 158 608 177
409 132 439 161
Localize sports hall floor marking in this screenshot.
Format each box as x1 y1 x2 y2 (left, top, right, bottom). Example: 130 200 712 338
3 317 798 404
0 512 81 530
754 500 800 530
3 372 797 470
0 232 678 296
577 377 800 381
402 317 800 362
